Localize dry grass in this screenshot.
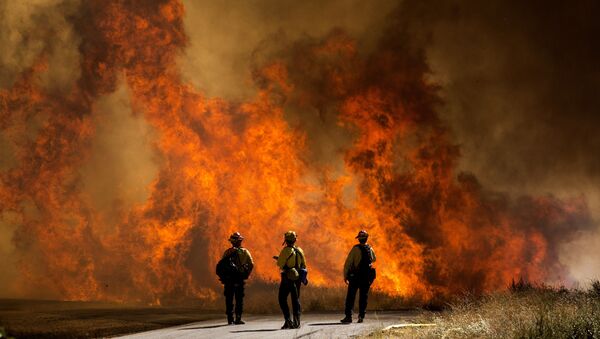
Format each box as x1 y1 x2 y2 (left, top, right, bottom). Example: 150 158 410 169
0 299 220 338
242 281 414 313
367 281 600 338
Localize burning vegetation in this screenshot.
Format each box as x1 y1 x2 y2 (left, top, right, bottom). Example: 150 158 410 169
0 0 594 305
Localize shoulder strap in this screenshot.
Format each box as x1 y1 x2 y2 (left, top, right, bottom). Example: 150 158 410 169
297 248 306 268
293 248 298 269
284 247 295 269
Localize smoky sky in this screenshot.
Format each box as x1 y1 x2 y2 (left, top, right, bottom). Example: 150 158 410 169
419 0 600 199
419 0 600 281
183 0 600 202
181 0 600 283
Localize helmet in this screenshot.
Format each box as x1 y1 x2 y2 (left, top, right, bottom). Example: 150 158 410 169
355 230 369 240
229 232 244 243
284 230 297 243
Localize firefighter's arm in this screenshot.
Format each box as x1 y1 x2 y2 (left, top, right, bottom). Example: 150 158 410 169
244 249 254 274
371 247 376 263
343 247 358 279
297 247 306 268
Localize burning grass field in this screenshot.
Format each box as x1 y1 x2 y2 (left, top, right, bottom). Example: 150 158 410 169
1 0 594 306
1 1 599 338
369 281 600 338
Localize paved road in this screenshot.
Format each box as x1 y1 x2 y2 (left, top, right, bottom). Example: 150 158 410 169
118 311 419 339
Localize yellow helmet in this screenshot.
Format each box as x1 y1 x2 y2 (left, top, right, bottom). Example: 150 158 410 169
284 230 297 243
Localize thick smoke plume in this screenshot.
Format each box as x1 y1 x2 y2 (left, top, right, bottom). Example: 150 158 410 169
0 0 597 302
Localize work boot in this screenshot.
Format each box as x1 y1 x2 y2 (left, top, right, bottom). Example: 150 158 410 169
234 315 245 325
340 316 352 324
227 314 234 325
292 314 301 328
357 316 364 323
281 318 293 329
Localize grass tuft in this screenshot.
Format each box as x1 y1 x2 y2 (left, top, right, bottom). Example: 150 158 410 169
590 280 600 299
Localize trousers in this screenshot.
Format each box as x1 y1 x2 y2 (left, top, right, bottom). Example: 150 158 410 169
279 276 301 319
224 281 245 317
344 278 371 317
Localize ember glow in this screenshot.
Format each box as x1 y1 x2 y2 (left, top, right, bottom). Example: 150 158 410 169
0 0 595 303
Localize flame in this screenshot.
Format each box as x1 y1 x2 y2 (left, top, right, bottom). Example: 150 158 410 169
0 0 592 303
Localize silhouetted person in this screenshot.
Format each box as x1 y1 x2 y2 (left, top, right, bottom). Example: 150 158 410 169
217 232 253 325
275 230 307 329
341 230 376 323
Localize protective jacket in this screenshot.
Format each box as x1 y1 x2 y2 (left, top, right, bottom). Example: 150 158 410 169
343 244 376 280
277 246 306 270
222 247 254 277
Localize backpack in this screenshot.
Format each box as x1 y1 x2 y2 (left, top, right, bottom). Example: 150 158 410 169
350 244 376 284
282 247 308 285
216 249 243 284
296 249 308 285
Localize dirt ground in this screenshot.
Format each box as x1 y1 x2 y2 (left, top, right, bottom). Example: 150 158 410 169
0 299 220 338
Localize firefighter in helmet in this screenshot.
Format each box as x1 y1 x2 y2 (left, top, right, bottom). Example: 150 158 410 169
340 230 376 323
275 230 307 329
219 232 254 325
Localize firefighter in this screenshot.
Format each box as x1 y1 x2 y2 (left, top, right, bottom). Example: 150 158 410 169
275 230 306 329
220 232 254 325
340 230 376 323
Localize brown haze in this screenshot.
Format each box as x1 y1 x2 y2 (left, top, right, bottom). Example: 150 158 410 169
0 0 598 303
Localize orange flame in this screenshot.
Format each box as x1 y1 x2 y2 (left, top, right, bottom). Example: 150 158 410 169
0 0 592 303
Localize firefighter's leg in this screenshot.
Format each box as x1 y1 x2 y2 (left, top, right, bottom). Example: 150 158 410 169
344 280 359 318
279 278 294 329
234 282 245 324
278 279 291 320
292 281 301 314
224 284 234 324
296 280 302 298
291 280 301 328
358 280 371 319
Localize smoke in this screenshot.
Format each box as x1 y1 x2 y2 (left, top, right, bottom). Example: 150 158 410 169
0 213 18 296
0 0 83 298
411 0 600 283
80 82 158 233
418 0 599 198
254 9 594 294
0 0 81 92
0 0 598 302
181 0 600 284
179 0 397 99
179 1 401 189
